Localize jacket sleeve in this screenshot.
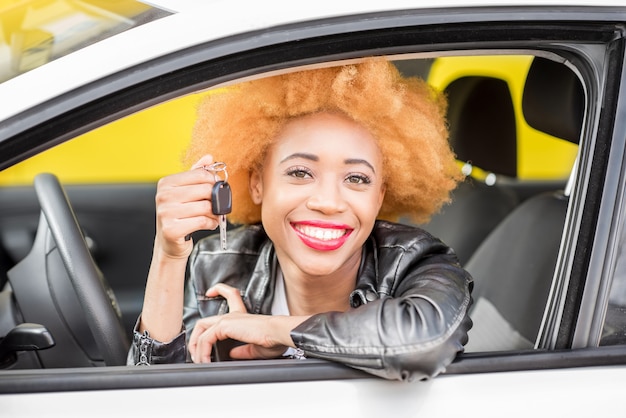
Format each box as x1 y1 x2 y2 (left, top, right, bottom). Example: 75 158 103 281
289 236 473 382
127 244 204 366
127 317 187 365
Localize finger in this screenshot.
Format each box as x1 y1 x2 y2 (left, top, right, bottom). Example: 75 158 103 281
160 200 220 229
194 329 217 363
205 284 247 313
229 343 286 360
191 154 215 170
189 317 217 362
158 165 216 187
228 343 256 360
157 175 216 205
157 204 219 246
166 183 215 205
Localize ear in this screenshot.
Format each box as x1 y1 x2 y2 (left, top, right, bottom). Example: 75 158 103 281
248 169 263 205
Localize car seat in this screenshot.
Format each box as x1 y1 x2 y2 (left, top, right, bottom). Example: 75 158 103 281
463 57 584 352
420 75 520 265
463 190 569 351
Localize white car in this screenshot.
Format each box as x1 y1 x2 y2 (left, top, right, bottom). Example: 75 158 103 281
1 0 625 416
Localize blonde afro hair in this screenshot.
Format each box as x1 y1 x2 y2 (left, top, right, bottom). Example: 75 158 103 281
184 58 462 225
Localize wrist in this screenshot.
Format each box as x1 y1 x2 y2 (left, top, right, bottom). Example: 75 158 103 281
152 243 192 264
270 315 310 347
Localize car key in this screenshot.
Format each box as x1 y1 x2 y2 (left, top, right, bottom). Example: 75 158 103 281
184 162 231 245
212 180 232 250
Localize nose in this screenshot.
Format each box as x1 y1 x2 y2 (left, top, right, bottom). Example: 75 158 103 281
306 180 348 214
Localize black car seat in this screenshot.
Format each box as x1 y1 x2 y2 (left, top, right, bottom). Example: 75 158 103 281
463 57 584 352
420 75 520 265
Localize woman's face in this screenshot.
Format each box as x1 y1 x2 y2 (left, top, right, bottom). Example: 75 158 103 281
249 112 385 279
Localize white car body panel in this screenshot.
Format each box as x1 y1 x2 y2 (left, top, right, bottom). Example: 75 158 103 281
4 365 624 417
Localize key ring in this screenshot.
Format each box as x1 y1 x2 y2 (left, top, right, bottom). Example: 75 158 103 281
203 162 228 183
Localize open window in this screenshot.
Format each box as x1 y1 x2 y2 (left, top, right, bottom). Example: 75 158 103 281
0 52 586 364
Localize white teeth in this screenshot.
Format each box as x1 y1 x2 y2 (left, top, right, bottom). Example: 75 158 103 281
296 225 346 241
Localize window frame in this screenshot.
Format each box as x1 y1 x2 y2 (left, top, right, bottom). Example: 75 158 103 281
2 6 626 393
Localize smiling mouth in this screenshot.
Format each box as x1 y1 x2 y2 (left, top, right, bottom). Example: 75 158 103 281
291 222 353 251
293 224 348 240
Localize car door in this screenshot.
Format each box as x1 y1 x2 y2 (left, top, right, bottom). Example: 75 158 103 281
1 2 626 416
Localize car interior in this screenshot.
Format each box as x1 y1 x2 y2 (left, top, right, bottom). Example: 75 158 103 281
420 56 584 352
0 53 585 368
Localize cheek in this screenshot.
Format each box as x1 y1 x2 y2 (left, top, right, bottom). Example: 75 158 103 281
259 187 301 242
348 191 383 243
260 182 302 218
361 188 385 218
364 183 385 205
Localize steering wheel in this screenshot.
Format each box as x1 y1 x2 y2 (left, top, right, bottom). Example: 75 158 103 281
30 173 129 366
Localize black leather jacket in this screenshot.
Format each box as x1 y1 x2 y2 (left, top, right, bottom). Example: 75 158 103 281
129 220 473 381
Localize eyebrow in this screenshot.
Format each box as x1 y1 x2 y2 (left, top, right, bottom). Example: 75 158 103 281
280 153 376 173
344 158 376 174
281 153 318 163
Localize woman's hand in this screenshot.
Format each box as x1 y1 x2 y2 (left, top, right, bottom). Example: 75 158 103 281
189 284 309 363
154 154 221 259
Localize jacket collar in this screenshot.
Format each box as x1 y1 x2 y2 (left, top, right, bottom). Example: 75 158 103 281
350 235 380 308
245 239 277 314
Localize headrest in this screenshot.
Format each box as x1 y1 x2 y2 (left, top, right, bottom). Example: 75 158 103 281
446 76 517 177
522 57 584 144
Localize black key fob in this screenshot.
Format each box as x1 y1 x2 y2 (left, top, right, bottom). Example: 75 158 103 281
212 180 232 215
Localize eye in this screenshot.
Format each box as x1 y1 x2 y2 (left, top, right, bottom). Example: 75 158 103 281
286 166 313 179
346 174 371 185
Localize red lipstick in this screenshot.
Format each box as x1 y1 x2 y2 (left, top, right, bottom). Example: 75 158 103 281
291 221 353 251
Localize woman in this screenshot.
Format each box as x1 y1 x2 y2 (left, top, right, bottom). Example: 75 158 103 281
129 59 473 381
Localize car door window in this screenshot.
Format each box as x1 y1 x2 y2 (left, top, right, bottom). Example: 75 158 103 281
0 53 582 356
